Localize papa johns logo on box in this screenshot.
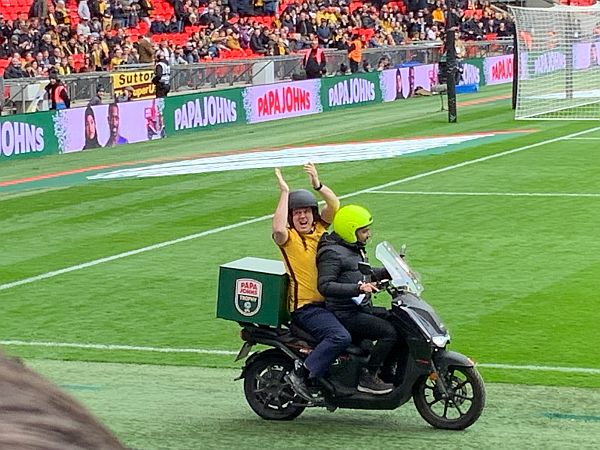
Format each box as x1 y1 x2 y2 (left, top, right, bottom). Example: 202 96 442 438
235 278 262 317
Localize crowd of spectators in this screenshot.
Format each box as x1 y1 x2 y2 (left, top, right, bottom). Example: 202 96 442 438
1 0 514 79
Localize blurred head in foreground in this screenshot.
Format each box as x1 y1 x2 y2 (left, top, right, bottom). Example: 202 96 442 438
0 349 125 450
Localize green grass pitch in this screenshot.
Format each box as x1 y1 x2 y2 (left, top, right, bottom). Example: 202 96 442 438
2 84 600 448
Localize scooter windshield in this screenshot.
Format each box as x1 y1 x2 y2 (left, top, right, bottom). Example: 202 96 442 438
375 241 423 295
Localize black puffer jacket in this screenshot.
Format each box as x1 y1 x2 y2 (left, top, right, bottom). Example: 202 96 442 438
316 232 387 313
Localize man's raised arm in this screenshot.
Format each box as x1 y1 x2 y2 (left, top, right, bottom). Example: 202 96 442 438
304 163 339 224
272 168 290 246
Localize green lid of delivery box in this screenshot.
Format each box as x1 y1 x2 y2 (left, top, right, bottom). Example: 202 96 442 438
217 257 289 327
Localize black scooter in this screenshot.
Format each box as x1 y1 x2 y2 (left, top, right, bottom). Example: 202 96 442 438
235 242 485 430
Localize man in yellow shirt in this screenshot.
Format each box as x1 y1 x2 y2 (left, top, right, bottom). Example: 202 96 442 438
272 163 350 401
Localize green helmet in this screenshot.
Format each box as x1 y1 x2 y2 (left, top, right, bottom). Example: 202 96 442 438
333 205 373 244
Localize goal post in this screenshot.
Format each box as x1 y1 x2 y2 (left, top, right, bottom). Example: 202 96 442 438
509 4 600 120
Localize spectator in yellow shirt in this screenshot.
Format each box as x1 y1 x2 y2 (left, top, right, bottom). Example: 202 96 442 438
432 6 445 25
109 48 124 69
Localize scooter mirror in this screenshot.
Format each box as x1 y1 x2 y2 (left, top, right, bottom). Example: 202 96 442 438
399 244 407 258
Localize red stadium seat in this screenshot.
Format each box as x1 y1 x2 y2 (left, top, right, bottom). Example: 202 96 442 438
349 2 362 12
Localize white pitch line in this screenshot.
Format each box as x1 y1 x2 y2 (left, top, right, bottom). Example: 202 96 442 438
2 125 600 292
0 340 237 355
368 191 600 198
477 363 600 375
2 339 599 375
0 214 273 291
565 137 600 140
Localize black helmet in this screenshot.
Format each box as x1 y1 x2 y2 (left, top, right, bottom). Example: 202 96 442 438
288 189 319 226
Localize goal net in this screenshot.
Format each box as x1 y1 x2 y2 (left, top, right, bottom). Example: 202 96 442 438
510 4 600 120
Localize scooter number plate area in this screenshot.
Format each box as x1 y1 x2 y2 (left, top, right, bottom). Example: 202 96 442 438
235 342 254 361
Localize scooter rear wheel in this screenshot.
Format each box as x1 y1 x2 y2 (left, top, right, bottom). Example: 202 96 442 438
243 353 306 420
413 365 485 430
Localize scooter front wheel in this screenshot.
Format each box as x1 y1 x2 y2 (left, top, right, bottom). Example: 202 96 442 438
243 353 306 420
413 365 485 430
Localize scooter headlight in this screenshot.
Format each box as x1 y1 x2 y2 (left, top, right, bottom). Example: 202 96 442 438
432 335 450 348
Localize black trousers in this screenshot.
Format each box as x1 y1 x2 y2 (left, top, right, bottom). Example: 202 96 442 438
335 308 397 372
305 70 322 79
155 83 170 98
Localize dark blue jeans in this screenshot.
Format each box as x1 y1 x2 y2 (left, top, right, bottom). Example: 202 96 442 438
291 304 351 379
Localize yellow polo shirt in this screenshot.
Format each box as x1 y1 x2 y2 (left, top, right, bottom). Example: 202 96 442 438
278 221 328 311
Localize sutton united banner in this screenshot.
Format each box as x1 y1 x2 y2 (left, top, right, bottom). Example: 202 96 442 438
112 70 156 100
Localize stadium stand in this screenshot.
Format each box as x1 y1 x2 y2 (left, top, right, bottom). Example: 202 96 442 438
0 0 521 77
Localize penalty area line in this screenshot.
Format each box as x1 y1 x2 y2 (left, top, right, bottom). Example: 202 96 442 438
2 125 600 292
367 191 600 198
564 137 600 140
2 339 599 375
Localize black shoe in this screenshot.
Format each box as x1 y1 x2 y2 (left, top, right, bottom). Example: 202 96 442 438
379 363 397 384
285 362 323 403
357 370 393 395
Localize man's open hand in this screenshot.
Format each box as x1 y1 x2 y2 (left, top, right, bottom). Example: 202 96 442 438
275 168 289 193
304 162 320 189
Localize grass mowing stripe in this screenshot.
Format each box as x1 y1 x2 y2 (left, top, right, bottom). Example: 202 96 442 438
368 191 600 198
4 340 600 375
0 214 272 291
342 125 600 196
2 124 599 293
543 413 600 422
26 361 600 449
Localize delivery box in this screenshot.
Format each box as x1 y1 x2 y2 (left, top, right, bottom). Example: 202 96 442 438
217 257 289 327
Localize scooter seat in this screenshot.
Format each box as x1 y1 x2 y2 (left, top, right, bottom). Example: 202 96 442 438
289 323 318 345
289 323 366 356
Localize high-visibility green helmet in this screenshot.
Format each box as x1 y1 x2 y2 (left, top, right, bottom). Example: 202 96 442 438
333 205 373 244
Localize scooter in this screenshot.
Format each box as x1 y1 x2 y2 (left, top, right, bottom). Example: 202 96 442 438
234 241 485 430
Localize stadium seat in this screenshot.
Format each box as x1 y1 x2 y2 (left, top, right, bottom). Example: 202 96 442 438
349 2 362 12
0 0 514 67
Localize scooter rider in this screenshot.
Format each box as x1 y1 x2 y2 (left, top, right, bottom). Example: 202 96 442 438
317 205 396 395
272 164 350 401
